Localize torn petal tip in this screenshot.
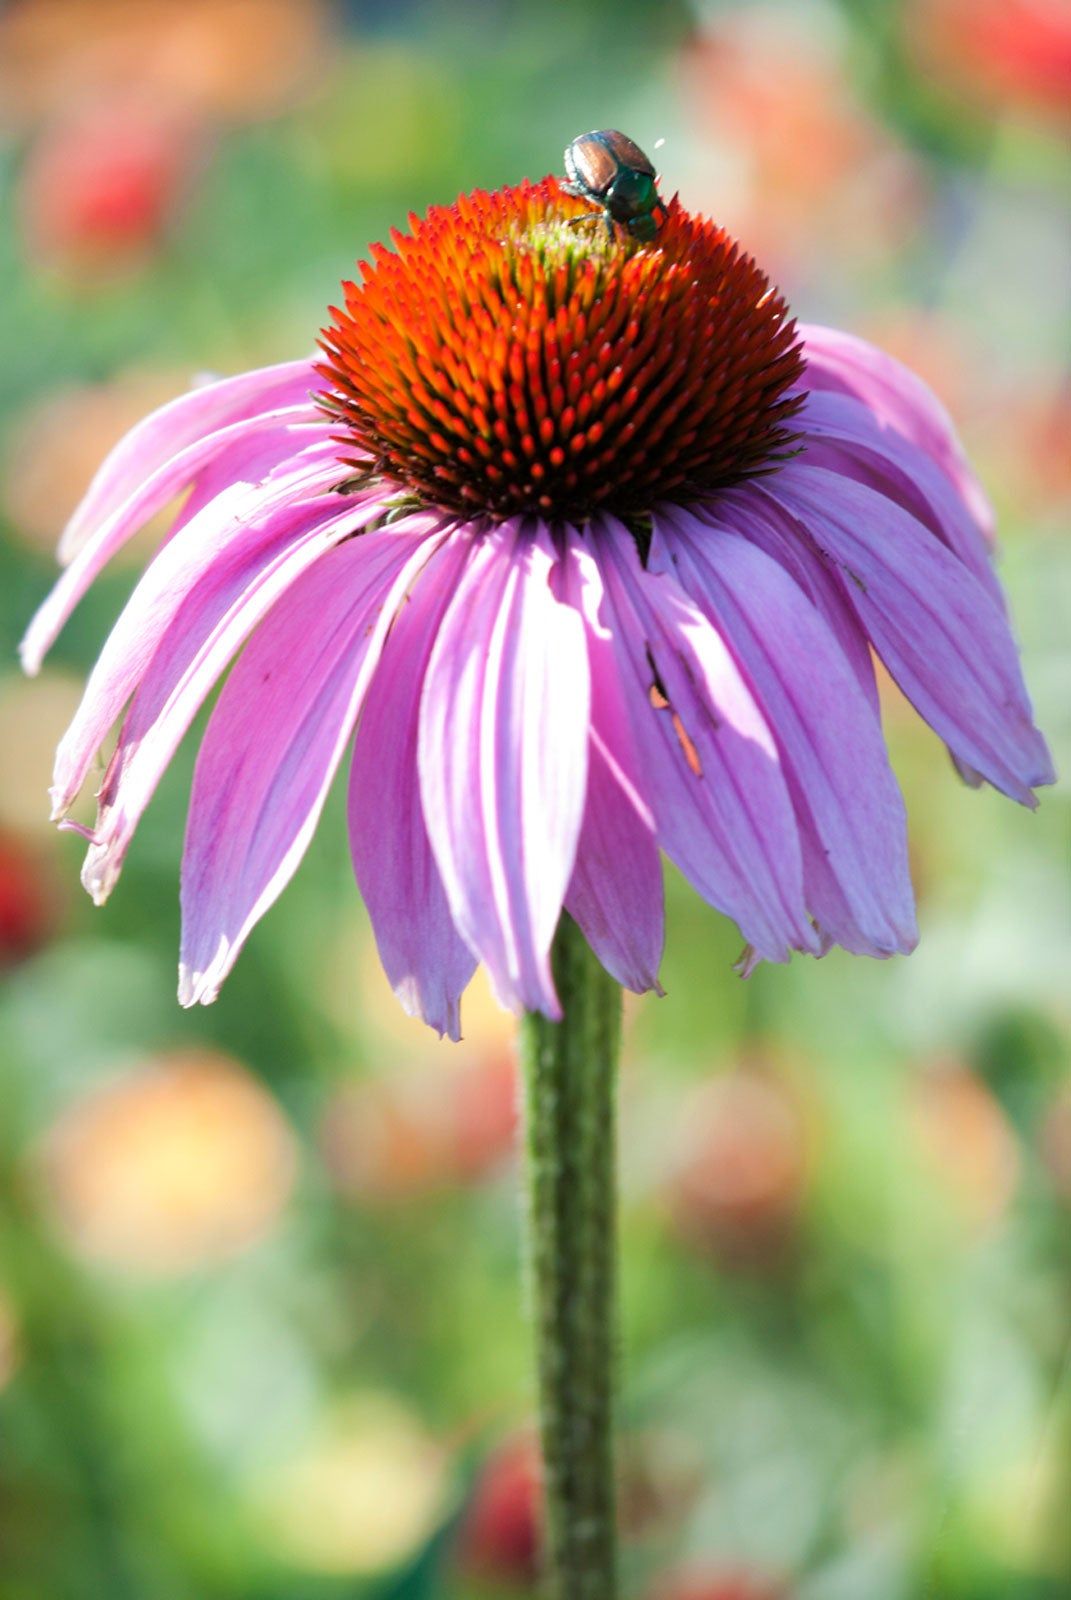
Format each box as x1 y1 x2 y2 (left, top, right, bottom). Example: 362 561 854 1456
177 964 219 1008
734 944 762 979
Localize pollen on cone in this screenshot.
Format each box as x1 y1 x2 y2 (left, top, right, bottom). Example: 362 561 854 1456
317 177 804 520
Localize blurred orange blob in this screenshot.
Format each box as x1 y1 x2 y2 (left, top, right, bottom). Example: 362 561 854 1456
2 371 190 557
20 97 207 272
648 1569 786 1600
38 1049 297 1273
0 828 64 966
995 385 1071 518
667 1068 810 1267
907 0 1071 123
457 1433 541 1589
0 0 332 128
909 1061 1020 1229
321 1053 517 1203
679 5 925 271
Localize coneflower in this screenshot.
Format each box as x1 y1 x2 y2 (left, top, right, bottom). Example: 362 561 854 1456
23 148 1051 1600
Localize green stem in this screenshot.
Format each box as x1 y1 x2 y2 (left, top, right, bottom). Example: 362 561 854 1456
520 913 622 1600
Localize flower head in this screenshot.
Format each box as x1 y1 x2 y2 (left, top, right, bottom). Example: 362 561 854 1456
317 180 804 518
24 168 1052 1037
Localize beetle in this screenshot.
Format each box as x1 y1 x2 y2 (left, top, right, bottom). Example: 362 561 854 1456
562 129 667 241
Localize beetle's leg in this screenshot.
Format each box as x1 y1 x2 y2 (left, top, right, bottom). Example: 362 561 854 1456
566 211 603 233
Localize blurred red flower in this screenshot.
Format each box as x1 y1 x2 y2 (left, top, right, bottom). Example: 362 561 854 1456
20 97 206 272
908 0 1071 123
456 1434 541 1589
0 829 62 965
3 0 334 275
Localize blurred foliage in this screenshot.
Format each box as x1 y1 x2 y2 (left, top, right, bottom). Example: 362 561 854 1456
0 1 1068 1598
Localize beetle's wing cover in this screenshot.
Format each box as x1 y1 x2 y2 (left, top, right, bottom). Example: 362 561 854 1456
568 133 620 196
600 130 656 178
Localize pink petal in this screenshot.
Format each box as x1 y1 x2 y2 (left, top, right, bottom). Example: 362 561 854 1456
22 412 334 675
51 452 377 824
653 508 917 958
799 388 1002 601
348 533 478 1040
418 521 590 1018
58 359 319 563
800 323 995 542
596 517 817 965
78 491 404 905
164 416 334 542
562 534 665 995
696 486 878 712
767 463 1054 805
178 520 446 1006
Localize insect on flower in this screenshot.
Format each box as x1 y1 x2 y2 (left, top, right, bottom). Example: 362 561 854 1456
562 128 668 241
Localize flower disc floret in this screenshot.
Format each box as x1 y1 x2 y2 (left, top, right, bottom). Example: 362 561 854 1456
316 178 806 519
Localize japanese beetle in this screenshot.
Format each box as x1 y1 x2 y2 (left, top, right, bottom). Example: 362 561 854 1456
562 129 667 241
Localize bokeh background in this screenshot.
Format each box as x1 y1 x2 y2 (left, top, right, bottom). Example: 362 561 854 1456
0 2 1069 1597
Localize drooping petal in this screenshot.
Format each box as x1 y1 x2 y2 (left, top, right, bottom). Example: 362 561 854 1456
766 463 1054 805
561 533 665 995
51 453 382 823
694 485 879 712
21 413 334 675
178 520 446 1006
164 416 334 542
595 517 817 965
799 389 1002 601
348 533 478 1040
800 323 995 542
58 359 319 563
653 507 917 958
418 521 589 1018
77 493 403 905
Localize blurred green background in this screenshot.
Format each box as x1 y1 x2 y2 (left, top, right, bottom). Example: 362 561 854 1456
0 2 1069 1597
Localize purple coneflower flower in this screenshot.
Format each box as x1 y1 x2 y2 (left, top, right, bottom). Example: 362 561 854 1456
23 176 1052 1039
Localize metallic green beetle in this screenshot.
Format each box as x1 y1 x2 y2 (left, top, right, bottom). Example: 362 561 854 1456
562 129 667 241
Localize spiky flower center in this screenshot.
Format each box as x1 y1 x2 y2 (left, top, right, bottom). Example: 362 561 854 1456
317 177 804 520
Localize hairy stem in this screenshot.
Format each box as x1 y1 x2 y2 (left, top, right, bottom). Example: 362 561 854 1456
520 914 622 1599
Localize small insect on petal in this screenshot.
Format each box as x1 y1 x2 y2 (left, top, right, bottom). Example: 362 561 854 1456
649 682 704 777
